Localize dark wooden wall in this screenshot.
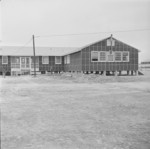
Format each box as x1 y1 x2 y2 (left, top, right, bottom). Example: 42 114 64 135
64 51 82 72
0 56 11 74
39 56 64 72
0 38 139 74
81 38 138 72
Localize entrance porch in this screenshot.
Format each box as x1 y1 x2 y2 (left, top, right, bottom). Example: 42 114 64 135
11 56 39 75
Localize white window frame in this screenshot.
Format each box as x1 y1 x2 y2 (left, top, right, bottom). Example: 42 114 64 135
99 51 106 62
107 39 115 46
91 51 99 62
55 56 62 64
42 56 49 64
122 51 129 62
115 51 122 62
66 55 70 64
107 52 114 62
2 56 8 64
90 51 129 62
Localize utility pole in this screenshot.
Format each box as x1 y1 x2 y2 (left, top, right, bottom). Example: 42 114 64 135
32 35 36 77
110 34 113 54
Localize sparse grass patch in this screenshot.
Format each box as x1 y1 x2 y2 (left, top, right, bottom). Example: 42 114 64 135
1 72 150 149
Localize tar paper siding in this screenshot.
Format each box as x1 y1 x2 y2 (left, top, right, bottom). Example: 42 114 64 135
0 56 11 73
39 56 64 72
64 51 82 72
81 38 138 72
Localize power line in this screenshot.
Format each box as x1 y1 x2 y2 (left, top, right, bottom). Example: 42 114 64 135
20 38 32 47
9 38 32 55
35 28 150 38
2 27 150 55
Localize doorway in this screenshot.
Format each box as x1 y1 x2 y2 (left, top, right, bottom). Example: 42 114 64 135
21 57 30 69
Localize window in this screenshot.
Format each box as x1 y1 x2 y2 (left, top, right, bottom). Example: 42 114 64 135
107 53 114 62
115 52 122 62
64 55 70 64
122 52 129 62
107 39 115 46
99 52 106 61
91 51 98 62
55 56 62 64
66 55 70 64
42 56 49 64
2 56 8 64
64 56 67 64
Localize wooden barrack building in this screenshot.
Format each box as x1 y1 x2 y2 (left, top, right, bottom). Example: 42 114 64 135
0 35 139 76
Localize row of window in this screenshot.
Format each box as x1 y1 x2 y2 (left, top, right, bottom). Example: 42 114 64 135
1 52 129 65
42 56 62 64
91 51 129 62
2 56 62 65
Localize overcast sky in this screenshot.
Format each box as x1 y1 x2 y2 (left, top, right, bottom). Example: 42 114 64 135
0 0 150 62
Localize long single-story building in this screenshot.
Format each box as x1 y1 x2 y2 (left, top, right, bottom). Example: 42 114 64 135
139 61 150 70
0 35 139 76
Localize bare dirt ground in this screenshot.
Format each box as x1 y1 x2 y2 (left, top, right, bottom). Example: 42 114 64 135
1 71 150 149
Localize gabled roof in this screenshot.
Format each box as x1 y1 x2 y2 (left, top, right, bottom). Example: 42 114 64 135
113 38 140 52
0 36 140 56
62 37 109 56
63 36 139 55
0 46 80 56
